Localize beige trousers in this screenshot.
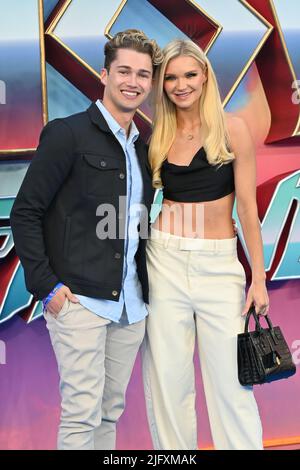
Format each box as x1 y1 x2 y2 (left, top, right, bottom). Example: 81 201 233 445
44 301 145 450
142 228 263 450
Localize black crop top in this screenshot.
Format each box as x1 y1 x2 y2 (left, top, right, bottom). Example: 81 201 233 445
161 146 235 203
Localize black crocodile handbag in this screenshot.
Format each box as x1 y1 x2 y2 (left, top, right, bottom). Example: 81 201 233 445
237 306 296 386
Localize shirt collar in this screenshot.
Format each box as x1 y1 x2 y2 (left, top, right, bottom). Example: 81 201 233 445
95 100 139 144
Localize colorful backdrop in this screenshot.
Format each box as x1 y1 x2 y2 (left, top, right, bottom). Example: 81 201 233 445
0 0 299 450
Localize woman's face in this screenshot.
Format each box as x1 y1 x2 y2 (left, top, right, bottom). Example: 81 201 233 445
163 55 207 111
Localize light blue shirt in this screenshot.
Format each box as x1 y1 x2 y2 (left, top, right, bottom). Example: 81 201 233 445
76 100 148 324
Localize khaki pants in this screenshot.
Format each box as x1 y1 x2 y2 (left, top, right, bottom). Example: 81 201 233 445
142 228 263 450
44 301 145 450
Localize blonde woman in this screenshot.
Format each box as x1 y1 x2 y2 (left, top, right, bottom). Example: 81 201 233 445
142 39 269 450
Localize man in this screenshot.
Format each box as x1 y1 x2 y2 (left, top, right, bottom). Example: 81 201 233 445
10 29 163 450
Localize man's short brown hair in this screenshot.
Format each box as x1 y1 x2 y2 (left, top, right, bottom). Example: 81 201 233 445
104 29 163 73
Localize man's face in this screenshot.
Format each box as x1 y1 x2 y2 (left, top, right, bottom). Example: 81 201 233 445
101 48 153 114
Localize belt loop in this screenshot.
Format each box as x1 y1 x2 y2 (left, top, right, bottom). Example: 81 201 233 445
163 235 169 249
214 239 218 254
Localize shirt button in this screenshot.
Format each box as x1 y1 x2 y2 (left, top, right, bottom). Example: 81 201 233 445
119 173 125 179
114 252 121 259
112 290 118 297
100 160 107 167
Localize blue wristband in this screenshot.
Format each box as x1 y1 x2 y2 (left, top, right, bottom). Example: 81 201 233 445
42 282 64 312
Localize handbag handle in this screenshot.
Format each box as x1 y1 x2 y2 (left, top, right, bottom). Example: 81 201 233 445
244 305 274 335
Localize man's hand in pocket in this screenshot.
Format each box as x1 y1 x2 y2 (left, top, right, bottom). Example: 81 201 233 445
47 285 79 317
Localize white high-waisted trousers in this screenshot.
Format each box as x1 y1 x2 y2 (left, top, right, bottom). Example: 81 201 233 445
142 228 263 450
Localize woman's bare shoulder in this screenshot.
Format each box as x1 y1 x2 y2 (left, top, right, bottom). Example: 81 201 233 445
224 113 253 154
225 113 249 136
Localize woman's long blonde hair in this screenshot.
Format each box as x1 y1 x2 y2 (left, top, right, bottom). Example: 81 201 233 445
149 39 234 188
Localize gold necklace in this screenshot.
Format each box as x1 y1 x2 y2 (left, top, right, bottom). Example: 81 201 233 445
179 124 202 141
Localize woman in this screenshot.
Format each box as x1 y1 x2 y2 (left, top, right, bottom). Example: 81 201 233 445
142 39 269 450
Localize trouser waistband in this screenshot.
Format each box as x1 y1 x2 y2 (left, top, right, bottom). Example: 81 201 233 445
149 228 237 253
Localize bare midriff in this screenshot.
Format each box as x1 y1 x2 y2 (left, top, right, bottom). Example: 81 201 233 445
152 191 235 239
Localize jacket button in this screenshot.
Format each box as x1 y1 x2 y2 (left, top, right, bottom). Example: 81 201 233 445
100 160 107 167
119 172 125 179
112 290 118 297
114 252 121 259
